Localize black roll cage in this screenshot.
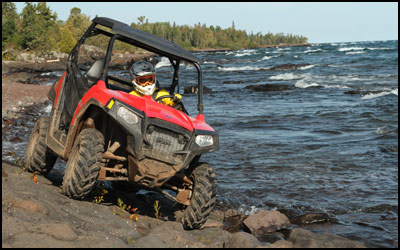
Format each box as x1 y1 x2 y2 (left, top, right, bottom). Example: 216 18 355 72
67 17 204 114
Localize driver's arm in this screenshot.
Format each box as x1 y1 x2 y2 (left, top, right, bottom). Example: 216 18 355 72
155 89 182 107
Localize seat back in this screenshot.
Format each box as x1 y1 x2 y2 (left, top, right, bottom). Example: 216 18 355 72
85 59 105 86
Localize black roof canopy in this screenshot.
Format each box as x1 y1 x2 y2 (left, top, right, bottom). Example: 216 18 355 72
92 17 201 63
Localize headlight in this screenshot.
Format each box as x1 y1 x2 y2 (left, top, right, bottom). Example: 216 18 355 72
117 106 139 124
195 135 214 147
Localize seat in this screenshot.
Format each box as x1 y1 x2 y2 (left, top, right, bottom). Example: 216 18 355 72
85 59 104 86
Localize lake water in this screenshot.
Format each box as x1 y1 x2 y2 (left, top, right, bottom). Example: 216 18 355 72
2 40 398 247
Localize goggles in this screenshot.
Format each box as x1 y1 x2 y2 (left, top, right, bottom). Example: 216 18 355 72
135 74 155 87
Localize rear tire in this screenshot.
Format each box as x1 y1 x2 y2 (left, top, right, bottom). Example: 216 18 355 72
25 117 57 175
180 163 217 230
62 128 105 200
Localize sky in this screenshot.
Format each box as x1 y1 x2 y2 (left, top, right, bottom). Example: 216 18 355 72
13 2 398 43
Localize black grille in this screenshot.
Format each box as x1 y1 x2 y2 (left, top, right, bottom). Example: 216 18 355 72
143 125 188 164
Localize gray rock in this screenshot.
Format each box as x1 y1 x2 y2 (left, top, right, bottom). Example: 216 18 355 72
132 235 168 248
149 221 206 248
225 231 261 248
288 228 366 248
183 85 213 94
262 239 294 248
245 84 295 92
243 210 291 235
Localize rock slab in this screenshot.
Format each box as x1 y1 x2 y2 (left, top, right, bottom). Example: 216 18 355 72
243 209 291 235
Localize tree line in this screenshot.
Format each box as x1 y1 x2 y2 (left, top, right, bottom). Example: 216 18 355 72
2 2 308 59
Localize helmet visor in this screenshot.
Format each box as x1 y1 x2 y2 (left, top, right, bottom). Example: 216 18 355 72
135 74 155 87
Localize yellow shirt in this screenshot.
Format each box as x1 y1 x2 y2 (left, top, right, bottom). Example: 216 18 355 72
129 88 182 107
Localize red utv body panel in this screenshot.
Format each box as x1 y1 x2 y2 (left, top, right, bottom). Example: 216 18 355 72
69 80 215 132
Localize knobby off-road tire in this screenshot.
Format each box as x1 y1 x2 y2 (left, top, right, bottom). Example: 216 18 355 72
25 117 57 175
62 128 105 200
180 163 217 230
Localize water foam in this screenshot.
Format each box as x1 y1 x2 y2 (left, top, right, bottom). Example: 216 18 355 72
155 57 171 68
346 51 365 55
304 48 324 53
234 49 256 57
258 55 278 61
338 47 364 52
361 88 398 100
299 65 315 70
217 66 265 71
44 104 53 114
270 73 310 80
295 79 319 88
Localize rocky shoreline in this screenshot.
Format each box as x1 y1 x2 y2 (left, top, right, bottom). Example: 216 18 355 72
2 51 368 248
2 161 366 248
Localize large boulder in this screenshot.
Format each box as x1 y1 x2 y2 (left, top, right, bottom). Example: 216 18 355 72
243 210 291 235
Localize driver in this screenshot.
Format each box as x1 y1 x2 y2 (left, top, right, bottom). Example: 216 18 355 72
129 60 182 108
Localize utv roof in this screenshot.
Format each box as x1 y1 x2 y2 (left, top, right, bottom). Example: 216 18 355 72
93 17 201 63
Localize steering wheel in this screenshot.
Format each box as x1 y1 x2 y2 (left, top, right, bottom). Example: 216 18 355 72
155 95 188 114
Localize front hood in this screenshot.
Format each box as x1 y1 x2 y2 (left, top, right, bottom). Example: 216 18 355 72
115 92 195 131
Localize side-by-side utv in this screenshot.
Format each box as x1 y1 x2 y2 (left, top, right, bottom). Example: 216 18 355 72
24 17 219 229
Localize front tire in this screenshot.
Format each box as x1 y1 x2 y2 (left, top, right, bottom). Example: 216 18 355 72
180 163 217 230
62 128 105 200
25 117 57 175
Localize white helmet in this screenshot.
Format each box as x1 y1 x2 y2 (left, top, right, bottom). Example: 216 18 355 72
130 61 156 95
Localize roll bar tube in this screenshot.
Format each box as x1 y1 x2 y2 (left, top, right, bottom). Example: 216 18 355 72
193 62 204 114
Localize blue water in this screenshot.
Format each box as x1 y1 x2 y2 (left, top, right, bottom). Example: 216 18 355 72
2 40 397 247
174 40 398 247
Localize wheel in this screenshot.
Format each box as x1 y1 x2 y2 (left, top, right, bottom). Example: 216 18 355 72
62 128 105 199
179 163 217 230
25 117 57 175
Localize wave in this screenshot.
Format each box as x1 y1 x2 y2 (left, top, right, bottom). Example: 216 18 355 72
299 65 315 70
217 65 266 71
303 48 324 53
361 88 398 100
155 57 171 68
234 49 257 57
295 79 319 88
338 47 364 52
259 55 278 61
346 51 365 55
270 73 310 80
323 84 351 89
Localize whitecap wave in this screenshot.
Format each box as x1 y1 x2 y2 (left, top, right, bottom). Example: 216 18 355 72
323 84 351 89
217 66 265 71
155 57 172 68
304 49 324 53
295 79 319 88
361 88 398 100
258 55 278 61
299 65 315 70
338 47 364 52
346 51 365 55
234 49 256 57
270 73 310 80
